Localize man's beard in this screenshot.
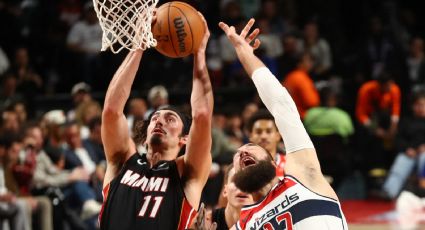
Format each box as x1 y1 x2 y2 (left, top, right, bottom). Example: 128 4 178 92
233 160 276 193
150 134 163 146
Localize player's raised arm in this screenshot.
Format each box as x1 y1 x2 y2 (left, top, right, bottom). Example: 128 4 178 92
219 19 336 198
181 13 213 207
101 50 141 186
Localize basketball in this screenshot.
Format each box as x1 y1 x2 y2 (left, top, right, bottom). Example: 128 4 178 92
152 1 206 58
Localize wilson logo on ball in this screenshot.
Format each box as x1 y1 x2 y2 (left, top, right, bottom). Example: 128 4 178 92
173 17 187 52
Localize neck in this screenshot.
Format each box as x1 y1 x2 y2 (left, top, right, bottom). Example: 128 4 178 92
225 204 241 228
146 147 178 167
252 177 280 201
269 149 277 160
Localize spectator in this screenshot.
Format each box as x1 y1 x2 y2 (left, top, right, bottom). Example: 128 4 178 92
304 86 354 141
6 134 53 230
245 109 285 178
282 52 320 119
126 97 147 135
0 46 9 75
67 82 92 121
82 117 105 165
74 100 102 139
356 73 401 141
356 73 401 174
8 101 27 125
383 90 425 198
0 135 30 230
300 20 332 78
1 110 20 136
66 2 102 85
304 86 354 188
363 16 399 79
12 47 43 95
401 36 425 92
254 17 282 75
144 85 169 119
256 0 286 35
278 32 302 79
29 122 100 228
0 74 24 111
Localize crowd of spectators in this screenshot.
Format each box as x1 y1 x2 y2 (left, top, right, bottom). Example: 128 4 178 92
1 0 425 229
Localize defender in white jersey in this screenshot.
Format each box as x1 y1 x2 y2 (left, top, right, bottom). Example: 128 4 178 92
218 19 348 230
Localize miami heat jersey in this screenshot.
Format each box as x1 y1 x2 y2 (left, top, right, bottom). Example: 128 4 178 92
99 154 197 230
236 175 347 230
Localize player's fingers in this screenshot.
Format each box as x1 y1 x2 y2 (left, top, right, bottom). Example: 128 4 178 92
252 38 261 50
246 28 260 43
151 9 157 25
218 22 230 34
198 203 205 223
240 18 255 38
209 222 217 230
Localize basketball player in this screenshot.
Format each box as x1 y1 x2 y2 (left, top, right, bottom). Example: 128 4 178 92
219 19 348 229
246 109 285 178
99 14 213 229
212 166 254 229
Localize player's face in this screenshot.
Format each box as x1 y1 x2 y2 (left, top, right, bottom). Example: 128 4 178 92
146 110 184 148
224 168 254 208
249 120 281 155
233 143 271 172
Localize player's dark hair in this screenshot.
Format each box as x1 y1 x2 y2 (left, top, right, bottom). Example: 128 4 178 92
133 106 192 146
245 109 275 132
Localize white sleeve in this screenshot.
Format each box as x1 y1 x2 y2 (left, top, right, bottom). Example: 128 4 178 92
251 67 314 153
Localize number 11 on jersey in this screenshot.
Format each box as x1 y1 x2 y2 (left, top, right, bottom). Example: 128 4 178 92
139 195 164 218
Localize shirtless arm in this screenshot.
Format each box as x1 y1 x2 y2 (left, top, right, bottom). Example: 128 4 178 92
177 13 213 209
219 19 337 199
101 51 141 188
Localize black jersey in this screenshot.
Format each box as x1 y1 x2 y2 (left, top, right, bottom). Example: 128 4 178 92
99 153 197 230
212 208 229 230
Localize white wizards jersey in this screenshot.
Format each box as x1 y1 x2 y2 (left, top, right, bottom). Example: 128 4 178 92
236 175 348 230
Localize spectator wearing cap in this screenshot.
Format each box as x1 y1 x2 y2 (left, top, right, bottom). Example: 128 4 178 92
67 82 92 121
143 85 169 120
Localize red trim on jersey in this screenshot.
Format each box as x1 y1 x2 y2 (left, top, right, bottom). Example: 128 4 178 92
98 183 110 224
177 198 197 230
238 177 297 229
275 153 286 178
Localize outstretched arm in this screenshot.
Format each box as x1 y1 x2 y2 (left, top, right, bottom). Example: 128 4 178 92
179 13 213 209
219 19 337 199
101 51 141 187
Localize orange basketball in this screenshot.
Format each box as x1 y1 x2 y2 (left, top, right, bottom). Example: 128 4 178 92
152 1 205 58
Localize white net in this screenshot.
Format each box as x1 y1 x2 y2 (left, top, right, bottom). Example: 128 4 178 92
92 0 159 53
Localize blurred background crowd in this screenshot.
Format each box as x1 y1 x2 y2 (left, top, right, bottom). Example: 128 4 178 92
0 0 425 229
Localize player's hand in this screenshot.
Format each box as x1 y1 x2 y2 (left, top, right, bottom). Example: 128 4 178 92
195 12 210 54
189 203 217 230
219 18 261 52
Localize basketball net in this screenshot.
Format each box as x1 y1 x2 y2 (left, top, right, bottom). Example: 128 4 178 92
92 0 159 53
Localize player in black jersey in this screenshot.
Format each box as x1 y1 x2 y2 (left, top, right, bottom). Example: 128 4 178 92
212 166 253 230
99 14 213 230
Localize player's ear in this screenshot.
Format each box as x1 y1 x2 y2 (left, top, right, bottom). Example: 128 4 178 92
222 185 228 198
178 135 188 147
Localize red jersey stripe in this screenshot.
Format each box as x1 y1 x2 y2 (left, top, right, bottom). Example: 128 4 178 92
98 183 111 224
177 198 197 230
